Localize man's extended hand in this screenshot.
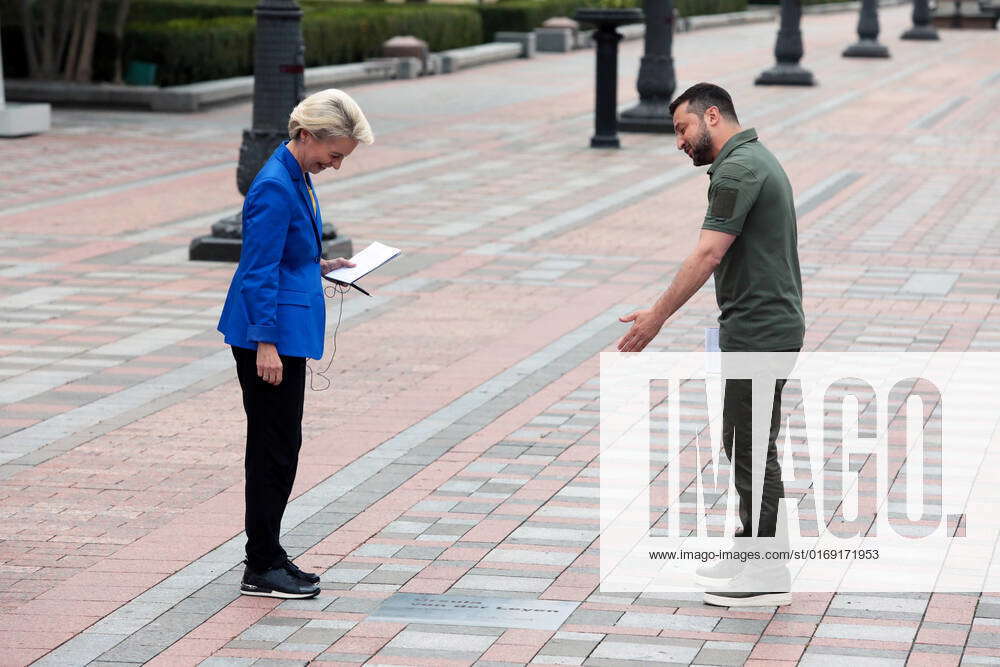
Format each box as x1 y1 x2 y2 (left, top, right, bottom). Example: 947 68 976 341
617 308 666 353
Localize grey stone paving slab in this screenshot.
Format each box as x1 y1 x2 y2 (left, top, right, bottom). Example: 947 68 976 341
315 653 371 663
589 635 702 663
616 612 718 632
800 647 907 665
539 638 601 657
482 548 578 567
566 609 623 625
815 621 917 642
455 574 552 592
900 272 959 296
386 629 497 652
714 618 768 634
369 593 578 630
693 647 752 665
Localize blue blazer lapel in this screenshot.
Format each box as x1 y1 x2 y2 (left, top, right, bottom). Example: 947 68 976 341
301 174 323 255
277 143 323 258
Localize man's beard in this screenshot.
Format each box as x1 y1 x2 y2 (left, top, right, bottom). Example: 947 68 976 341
690 123 713 166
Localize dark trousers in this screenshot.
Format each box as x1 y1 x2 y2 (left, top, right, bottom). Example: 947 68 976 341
232 345 306 571
722 377 788 540
721 350 798 546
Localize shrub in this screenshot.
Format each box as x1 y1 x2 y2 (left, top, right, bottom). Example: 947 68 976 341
478 0 746 36
121 5 482 85
675 0 748 15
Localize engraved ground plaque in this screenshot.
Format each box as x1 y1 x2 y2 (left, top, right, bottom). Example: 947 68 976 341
368 593 579 630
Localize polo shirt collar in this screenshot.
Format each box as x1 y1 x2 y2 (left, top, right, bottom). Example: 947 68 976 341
707 128 758 175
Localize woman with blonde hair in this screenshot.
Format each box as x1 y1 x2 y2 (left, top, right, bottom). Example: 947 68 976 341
218 88 374 599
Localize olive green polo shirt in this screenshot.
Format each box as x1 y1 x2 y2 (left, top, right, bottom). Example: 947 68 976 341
702 128 804 352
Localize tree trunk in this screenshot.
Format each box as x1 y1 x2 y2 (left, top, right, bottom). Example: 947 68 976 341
55 0 75 76
40 0 60 78
19 0 39 77
112 0 130 84
62 0 85 81
73 0 102 82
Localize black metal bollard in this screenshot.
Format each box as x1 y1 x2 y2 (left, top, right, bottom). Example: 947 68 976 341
575 8 644 149
190 0 351 262
618 0 676 133
756 0 816 86
902 0 940 39
843 0 891 58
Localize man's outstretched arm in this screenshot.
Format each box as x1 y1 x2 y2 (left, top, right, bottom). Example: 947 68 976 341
617 229 735 353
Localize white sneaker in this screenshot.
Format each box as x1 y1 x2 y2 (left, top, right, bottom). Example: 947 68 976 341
702 567 792 608
694 557 745 587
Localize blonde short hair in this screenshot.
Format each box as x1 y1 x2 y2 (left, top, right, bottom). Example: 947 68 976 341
288 88 374 145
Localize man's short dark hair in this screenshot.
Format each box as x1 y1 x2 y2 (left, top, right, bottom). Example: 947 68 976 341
668 83 739 123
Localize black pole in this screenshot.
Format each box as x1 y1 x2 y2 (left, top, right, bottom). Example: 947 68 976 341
190 0 351 261
902 0 940 39
575 8 644 149
618 0 676 133
756 0 816 85
843 0 890 58
592 25 623 148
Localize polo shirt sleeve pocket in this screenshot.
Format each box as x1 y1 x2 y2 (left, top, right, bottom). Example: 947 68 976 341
702 166 763 236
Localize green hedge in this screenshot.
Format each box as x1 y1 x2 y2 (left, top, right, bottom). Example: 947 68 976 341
1 0 759 85
675 0 747 15
123 6 483 86
751 0 850 4
478 0 745 37
479 0 634 37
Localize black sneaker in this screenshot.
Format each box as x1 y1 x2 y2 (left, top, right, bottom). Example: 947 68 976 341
241 564 320 599
283 558 320 584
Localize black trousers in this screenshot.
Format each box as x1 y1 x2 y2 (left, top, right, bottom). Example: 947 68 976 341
721 350 798 546
232 345 306 571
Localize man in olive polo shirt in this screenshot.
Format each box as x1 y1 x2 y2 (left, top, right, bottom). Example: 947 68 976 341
618 83 804 607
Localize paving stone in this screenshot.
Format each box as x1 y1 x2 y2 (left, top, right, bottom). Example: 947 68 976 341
589 636 702 663
386 629 497 652
616 612 718 632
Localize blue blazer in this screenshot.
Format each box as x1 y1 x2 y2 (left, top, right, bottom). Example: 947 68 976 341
218 143 326 359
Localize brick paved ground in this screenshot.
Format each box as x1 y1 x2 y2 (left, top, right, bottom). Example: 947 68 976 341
1 5 998 665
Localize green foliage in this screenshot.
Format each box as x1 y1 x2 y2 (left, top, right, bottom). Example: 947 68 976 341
477 0 744 36
674 0 748 16
120 5 482 86
124 17 254 86
750 0 851 4
478 0 609 37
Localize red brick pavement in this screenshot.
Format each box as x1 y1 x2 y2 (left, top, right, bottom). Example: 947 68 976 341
0 4 997 665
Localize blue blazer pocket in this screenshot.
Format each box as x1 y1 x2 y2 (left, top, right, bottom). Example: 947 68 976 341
277 289 311 307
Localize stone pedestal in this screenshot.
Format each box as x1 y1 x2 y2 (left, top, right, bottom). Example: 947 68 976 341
843 0 891 57
902 0 940 39
0 19 51 138
535 27 574 52
0 103 51 137
383 35 430 74
756 0 816 85
619 0 677 133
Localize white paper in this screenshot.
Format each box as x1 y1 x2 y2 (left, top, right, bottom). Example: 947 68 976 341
705 326 720 375
323 241 400 284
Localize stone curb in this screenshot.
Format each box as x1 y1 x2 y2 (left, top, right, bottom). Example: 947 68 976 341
4 0 909 112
